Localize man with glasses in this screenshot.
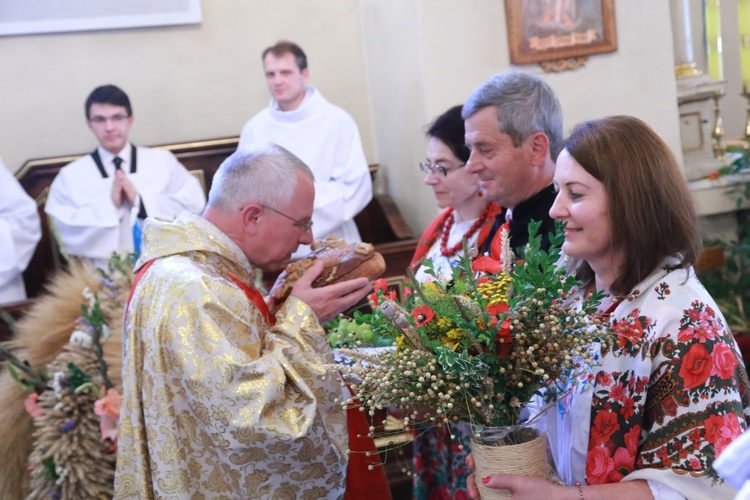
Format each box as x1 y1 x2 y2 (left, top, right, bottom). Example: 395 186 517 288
463 70 562 257
116 143 372 498
45 84 205 268
238 41 372 259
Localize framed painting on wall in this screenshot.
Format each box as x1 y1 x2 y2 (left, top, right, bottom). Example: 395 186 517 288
0 0 201 37
504 0 617 65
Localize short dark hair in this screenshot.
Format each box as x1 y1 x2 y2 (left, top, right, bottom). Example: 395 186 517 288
85 85 132 119
564 115 702 296
262 41 307 71
426 105 470 163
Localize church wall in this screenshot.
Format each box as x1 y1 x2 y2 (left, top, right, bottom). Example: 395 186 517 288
2 1 682 241
363 0 682 236
0 0 376 173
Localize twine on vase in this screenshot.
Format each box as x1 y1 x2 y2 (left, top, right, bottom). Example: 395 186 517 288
472 433 552 499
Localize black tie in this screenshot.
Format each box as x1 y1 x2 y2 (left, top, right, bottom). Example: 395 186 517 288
113 157 123 172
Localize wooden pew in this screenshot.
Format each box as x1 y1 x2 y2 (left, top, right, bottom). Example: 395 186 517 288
11 137 417 298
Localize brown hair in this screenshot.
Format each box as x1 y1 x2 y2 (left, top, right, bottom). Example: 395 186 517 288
262 41 307 71
564 115 702 296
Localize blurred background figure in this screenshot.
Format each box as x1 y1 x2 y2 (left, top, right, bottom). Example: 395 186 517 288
0 158 41 305
238 41 372 259
45 85 205 269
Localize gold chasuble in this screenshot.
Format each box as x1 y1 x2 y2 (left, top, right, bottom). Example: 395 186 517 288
114 212 348 499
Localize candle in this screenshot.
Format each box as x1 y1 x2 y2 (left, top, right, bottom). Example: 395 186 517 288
740 0 750 86
670 0 694 66
705 0 723 80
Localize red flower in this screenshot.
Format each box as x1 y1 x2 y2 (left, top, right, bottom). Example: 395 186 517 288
609 447 635 482
412 304 435 327
705 413 744 457
608 382 627 403
471 256 502 274
703 414 724 445
620 397 636 420
596 372 613 387
487 302 509 325
613 311 645 349
591 410 620 446
710 342 738 380
688 428 703 444
679 343 713 389
24 393 43 418
369 278 396 306
373 278 387 293
662 396 678 417
624 425 641 456
707 171 720 180
586 446 615 485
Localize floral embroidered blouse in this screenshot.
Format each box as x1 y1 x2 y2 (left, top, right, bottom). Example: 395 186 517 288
541 260 750 499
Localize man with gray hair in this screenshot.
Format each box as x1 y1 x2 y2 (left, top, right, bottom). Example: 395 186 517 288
463 70 562 256
115 143 371 498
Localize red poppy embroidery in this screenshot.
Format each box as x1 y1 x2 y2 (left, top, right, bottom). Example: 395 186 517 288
709 342 738 380
679 343 713 389
591 410 620 445
586 446 615 485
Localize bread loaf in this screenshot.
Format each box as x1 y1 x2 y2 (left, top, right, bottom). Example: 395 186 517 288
270 235 386 302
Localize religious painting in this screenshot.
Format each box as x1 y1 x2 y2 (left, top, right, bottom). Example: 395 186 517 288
505 0 617 65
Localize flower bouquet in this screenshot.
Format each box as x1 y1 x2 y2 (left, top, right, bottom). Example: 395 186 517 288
336 222 610 498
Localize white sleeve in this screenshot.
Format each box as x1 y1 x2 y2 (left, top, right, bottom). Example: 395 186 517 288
238 119 256 151
44 164 122 260
310 114 372 237
647 479 686 500
0 162 41 286
138 152 205 219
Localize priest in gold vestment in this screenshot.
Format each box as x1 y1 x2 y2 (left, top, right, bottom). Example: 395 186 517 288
114 144 372 499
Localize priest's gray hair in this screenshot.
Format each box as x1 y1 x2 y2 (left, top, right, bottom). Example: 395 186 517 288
462 70 563 160
207 142 314 212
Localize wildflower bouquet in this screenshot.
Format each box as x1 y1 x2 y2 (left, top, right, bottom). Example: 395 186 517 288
337 221 609 431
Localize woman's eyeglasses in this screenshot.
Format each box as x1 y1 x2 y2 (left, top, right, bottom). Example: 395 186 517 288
419 161 466 177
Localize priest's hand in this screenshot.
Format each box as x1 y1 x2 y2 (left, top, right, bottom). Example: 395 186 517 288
290 260 371 324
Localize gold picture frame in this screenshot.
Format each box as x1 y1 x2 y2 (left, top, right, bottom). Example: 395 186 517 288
505 0 617 65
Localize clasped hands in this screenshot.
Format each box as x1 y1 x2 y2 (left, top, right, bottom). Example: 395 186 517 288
111 169 137 208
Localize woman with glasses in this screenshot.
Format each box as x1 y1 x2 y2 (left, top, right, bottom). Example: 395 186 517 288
409 105 502 499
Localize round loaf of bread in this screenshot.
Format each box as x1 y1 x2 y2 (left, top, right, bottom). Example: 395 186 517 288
270 235 386 302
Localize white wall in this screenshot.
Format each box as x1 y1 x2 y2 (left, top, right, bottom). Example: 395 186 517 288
0 0 376 171
2 1 685 239
363 0 682 235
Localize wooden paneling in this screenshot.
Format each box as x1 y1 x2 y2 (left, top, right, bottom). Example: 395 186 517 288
13 137 414 299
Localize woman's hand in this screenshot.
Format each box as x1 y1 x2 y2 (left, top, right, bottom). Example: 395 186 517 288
470 473 574 499
465 453 577 499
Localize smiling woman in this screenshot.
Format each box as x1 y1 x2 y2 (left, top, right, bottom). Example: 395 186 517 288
472 115 750 499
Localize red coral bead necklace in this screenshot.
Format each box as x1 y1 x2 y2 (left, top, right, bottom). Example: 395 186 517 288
439 203 493 257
